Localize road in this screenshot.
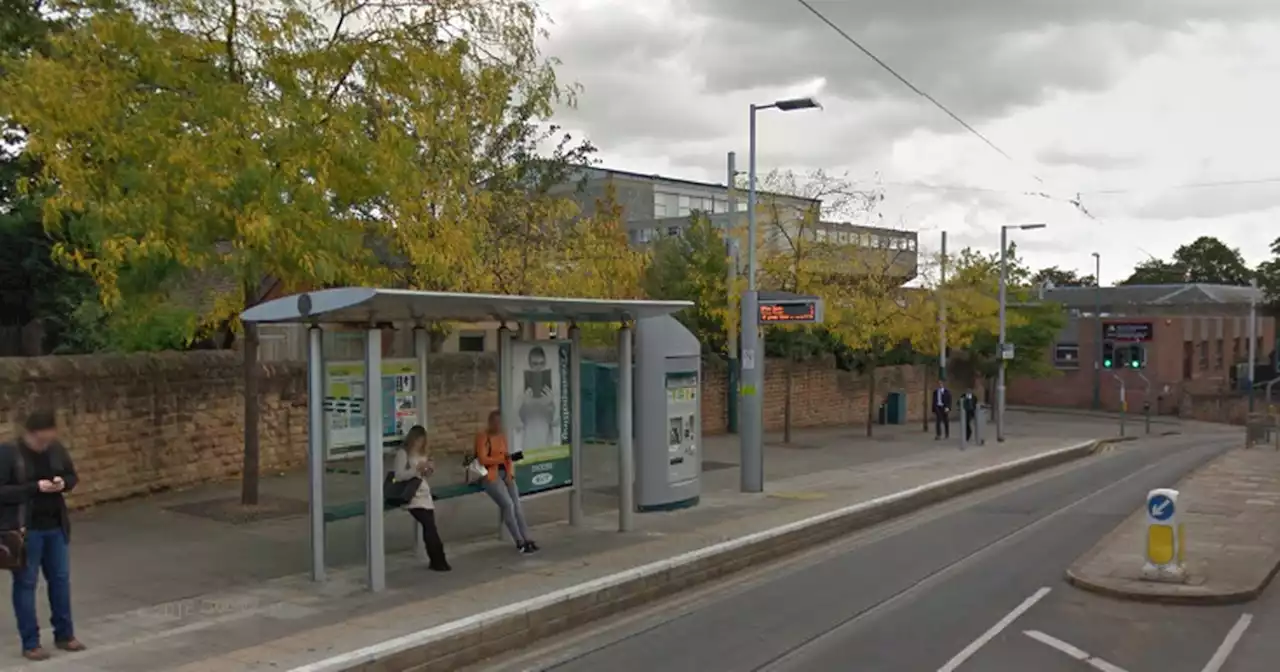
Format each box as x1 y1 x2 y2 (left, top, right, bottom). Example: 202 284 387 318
469 431 1274 672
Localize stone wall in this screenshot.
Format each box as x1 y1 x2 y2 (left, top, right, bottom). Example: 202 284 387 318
0 352 927 508
1179 392 1277 425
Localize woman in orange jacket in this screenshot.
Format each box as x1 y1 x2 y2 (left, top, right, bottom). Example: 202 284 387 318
475 410 538 553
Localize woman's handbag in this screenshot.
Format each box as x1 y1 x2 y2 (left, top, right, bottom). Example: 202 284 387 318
383 472 422 508
463 456 488 484
0 448 28 570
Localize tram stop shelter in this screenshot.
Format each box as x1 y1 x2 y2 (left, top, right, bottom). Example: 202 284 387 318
240 287 693 592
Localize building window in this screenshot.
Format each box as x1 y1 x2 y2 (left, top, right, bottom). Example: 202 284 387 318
1233 337 1241 363
1198 341 1208 370
636 228 654 243
666 226 681 237
458 331 485 353
713 198 728 213
654 200 669 217
1053 343 1080 368
1215 339 1224 369
655 192 677 216
1183 341 1193 379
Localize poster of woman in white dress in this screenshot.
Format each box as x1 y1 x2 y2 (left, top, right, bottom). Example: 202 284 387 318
512 343 562 455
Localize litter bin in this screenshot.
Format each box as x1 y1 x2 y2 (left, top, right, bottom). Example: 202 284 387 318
877 403 888 425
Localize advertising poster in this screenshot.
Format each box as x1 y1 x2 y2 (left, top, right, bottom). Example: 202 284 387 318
508 341 573 495
323 359 420 460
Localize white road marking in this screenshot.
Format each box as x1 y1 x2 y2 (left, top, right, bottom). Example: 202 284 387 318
1200 613 1252 672
1024 630 1129 672
935 587 1051 672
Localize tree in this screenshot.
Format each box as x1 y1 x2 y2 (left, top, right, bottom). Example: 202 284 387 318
1119 236 1252 286
1 0 580 503
641 213 734 356
1254 236 1280 312
943 245 1066 392
1031 266 1095 288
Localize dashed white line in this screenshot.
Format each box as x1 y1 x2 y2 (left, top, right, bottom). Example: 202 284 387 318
1200 613 1252 672
1024 630 1129 672
935 587 1051 672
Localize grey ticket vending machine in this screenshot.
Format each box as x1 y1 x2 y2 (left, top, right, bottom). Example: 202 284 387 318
635 315 702 511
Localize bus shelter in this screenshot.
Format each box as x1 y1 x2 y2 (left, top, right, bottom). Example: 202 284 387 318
240 288 692 591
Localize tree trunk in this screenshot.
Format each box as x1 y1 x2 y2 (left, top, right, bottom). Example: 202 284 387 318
921 361 930 432
240 319 260 506
784 350 794 444
865 356 877 437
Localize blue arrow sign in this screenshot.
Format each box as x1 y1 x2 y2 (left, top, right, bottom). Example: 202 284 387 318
1148 494 1174 521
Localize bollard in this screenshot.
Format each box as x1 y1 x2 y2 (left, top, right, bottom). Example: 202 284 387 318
1144 401 1151 435
975 403 987 446
959 405 967 450
1141 488 1186 583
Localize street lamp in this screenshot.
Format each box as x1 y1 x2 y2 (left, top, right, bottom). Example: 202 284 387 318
740 96 821 493
1092 252 1101 411
996 222 1047 443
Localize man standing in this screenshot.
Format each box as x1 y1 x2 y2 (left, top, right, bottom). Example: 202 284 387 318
0 411 86 661
933 379 952 440
961 388 979 442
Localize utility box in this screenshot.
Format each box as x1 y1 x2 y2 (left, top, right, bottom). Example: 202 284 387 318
886 391 907 425
634 315 701 512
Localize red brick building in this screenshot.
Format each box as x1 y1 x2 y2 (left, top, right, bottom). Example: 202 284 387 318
1009 284 1277 415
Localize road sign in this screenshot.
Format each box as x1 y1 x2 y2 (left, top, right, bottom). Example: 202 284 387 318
1142 488 1185 582
1000 343 1015 360
1147 493 1174 521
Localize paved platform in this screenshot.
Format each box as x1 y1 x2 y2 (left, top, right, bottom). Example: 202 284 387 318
0 412 1124 670
1066 447 1280 604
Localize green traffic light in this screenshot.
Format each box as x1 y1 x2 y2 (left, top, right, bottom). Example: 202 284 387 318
1103 359 1112 368
1131 360 1139 368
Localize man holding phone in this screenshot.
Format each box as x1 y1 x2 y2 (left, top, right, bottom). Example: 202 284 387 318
0 410 86 661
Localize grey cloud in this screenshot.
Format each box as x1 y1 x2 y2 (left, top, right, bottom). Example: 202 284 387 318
1036 147 1141 170
1130 184 1280 221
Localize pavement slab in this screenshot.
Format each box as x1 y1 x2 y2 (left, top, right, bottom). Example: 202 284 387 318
1066 447 1280 604
0 413 1112 671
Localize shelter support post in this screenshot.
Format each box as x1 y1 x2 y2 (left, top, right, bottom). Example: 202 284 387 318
364 326 386 592
307 325 326 582
497 326 513 542
412 326 429 561
618 323 635 532
569 324 584 526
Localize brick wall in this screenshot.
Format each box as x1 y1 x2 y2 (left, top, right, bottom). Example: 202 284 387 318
0 352 927 507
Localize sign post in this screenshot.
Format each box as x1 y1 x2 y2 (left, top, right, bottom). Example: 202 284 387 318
1142 488 1186 582
1112 373 1126 438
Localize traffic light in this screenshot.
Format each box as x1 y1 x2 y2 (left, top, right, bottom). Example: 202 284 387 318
1128 344 1147 369
1102 342 1115 369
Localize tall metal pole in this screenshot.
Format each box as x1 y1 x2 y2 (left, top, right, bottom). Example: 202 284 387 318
726 152 740 434
1249 278 1258 412
363 326 386 592
939 231 948 379
1092 252 1102 410
306 326 326 582
996 226 1008 443
740 105 764 493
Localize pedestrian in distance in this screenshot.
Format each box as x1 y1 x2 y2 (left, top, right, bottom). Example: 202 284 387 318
933 379 952 440
0 410 87 661
475 410 539 554
960 388 979 442
391 425 450 572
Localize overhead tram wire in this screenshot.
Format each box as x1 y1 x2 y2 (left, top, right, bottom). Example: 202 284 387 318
791 0 1044 187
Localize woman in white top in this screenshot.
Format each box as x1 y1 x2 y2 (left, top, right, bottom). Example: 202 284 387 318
392 425 450 571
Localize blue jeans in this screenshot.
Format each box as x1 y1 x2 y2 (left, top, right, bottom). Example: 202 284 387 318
11 528 73 651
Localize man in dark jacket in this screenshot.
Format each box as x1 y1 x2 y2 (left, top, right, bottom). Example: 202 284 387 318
960 388 979 441
933 380 952 439
0 411 86 661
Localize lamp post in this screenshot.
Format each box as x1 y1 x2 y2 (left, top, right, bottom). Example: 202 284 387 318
996 222 1047 443
1092 252 1101 410
1249 278 1258 412
741 96 821 493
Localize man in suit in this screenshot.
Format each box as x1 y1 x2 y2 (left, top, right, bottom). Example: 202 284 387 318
933 379 952 439
960 388 979 441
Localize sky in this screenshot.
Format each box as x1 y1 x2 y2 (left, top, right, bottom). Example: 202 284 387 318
536 0 1280 284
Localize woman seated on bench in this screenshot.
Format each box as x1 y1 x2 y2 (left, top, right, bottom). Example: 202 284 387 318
393 425 451 571
475 410 539 554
